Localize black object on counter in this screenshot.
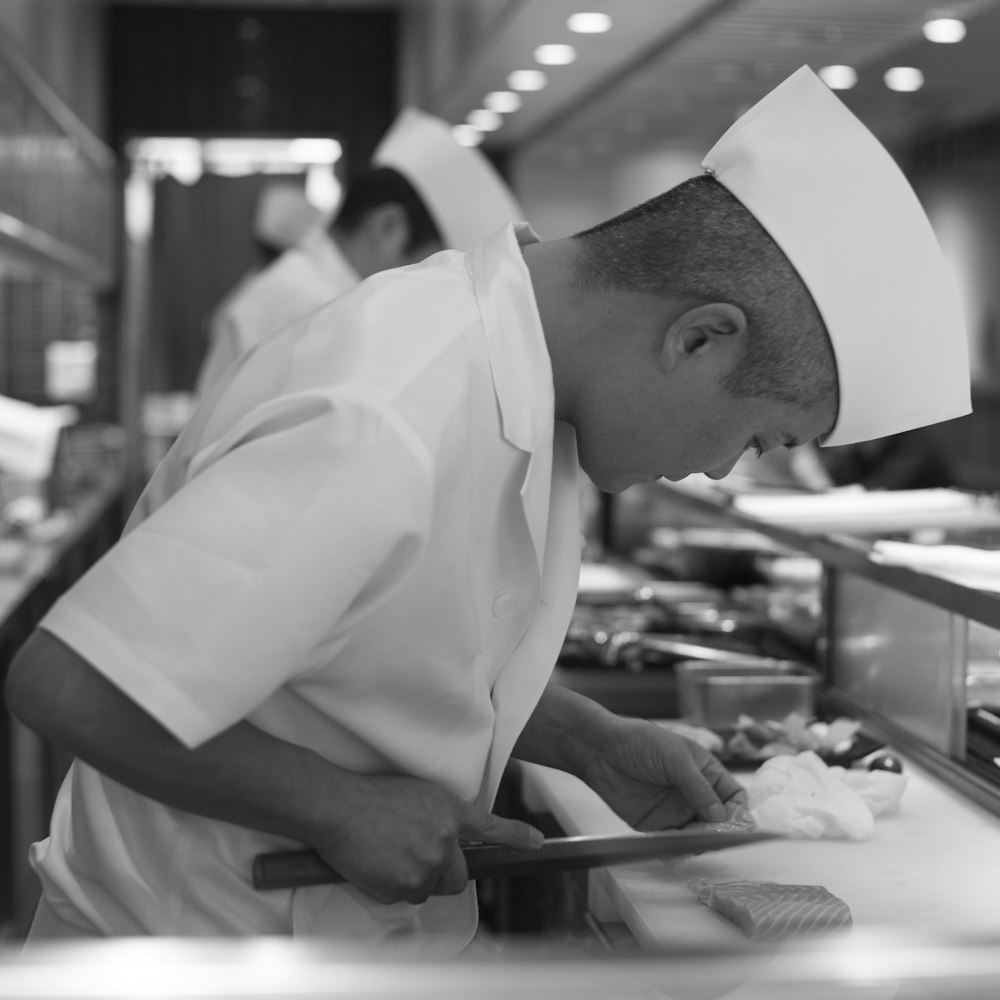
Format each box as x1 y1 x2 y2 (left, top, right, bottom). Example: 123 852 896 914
867 754 904 774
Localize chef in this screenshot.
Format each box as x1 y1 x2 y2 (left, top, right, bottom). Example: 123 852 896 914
6 66 969 950
193 107 523 398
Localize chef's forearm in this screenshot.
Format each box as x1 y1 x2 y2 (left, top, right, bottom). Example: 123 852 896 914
5 628 351 848
513 681 623 778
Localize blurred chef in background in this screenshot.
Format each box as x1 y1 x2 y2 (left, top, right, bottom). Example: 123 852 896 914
249 181 323 268
196 182 321 388
194 107 523 398
6 67 970 950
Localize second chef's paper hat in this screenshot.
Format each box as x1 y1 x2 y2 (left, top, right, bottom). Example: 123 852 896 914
373 107 524 251
702 65 970 447
253 182 321 251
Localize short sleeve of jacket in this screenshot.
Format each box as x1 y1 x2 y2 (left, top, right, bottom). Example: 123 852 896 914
40 393 433 748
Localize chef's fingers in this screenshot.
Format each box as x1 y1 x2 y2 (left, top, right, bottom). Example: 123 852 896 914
700 753 747 807
458 807 545 850
659 741 729 823
431 846 471 897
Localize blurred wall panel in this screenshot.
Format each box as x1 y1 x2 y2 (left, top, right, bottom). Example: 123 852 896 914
107 4 399 175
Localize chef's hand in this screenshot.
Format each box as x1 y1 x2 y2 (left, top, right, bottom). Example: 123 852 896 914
581 717 747 830
311 772 543 905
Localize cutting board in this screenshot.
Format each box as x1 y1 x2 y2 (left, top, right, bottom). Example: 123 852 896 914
517 747 1000 952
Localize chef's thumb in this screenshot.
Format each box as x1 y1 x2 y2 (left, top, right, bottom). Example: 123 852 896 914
460 808 545 849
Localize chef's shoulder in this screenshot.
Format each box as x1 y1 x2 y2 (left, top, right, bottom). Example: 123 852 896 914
343 247 481 335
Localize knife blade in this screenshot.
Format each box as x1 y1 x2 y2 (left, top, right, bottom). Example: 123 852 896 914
252 828 777 891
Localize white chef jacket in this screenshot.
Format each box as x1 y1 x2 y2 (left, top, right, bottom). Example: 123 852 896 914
194 226 361 398
30 223 583 949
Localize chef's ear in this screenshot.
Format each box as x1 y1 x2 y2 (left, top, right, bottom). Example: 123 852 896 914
659 303 748 372
364 202 411 260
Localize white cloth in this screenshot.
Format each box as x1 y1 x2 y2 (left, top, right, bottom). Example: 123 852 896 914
194 227 360 399
30 222 583 947
748 751 905 841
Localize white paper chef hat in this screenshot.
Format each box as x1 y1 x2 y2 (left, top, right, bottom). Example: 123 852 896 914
253 183 320 250
702 65 971 447
373 107 524 251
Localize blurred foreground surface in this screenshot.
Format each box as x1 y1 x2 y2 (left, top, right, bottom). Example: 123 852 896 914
3 927 1000 999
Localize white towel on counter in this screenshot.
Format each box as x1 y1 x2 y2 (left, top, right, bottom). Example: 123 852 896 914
748 751 906 840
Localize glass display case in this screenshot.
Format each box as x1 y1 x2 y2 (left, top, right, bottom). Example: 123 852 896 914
643 480 1000 819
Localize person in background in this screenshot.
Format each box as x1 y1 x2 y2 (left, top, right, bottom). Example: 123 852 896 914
249 181 323 268
6 67 970 949
193 107 523 398
196 182 321 387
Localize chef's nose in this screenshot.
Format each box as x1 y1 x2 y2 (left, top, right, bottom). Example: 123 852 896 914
704 455 741 480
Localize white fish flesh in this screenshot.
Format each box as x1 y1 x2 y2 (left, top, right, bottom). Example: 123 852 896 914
689 879 852 942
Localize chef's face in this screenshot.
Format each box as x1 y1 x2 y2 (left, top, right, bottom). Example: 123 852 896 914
574 369 837 495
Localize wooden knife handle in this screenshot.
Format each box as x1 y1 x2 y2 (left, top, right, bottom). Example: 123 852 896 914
253 849 343 890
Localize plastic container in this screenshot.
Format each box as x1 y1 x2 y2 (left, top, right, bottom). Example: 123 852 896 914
675 659 819 728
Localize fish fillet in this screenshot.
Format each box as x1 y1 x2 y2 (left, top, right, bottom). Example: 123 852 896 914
689 879 852 942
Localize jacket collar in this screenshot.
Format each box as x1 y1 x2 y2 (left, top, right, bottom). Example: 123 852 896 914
304 227 362 287
469 222 551 453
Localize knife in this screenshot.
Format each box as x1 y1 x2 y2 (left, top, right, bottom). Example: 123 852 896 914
252 828 777 891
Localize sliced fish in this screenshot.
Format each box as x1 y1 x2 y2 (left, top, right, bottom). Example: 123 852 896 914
689 879 852 942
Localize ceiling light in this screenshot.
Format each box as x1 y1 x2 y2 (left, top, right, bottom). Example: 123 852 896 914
484 90 522 113
508 69 548 91
568 12 612 33
452 124 484 147
923 17 966 43
818 64 858 90
466 108 503 131
884 66 924 92
287 138 342 164
534 44 576 66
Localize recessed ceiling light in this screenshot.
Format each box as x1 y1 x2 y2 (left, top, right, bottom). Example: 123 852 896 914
884 66 924 92
466 109 503 131
568 12 612 33
923 18 966 43
484 91 522 114
818 64 858 90
534 44 576 66
452 125 484 147
508 69 548 91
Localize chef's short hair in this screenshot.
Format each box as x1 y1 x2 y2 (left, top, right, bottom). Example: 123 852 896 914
572 175 837 407
333 167 443 254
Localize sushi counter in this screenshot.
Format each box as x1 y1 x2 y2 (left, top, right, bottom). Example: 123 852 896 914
508 480 1000 960
9 482 1000 994
0 469 125 935
516 745 1000 953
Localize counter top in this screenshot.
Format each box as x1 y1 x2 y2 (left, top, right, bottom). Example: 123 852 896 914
0 472 122 624
656 481 1000 630
517 741 1000 951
